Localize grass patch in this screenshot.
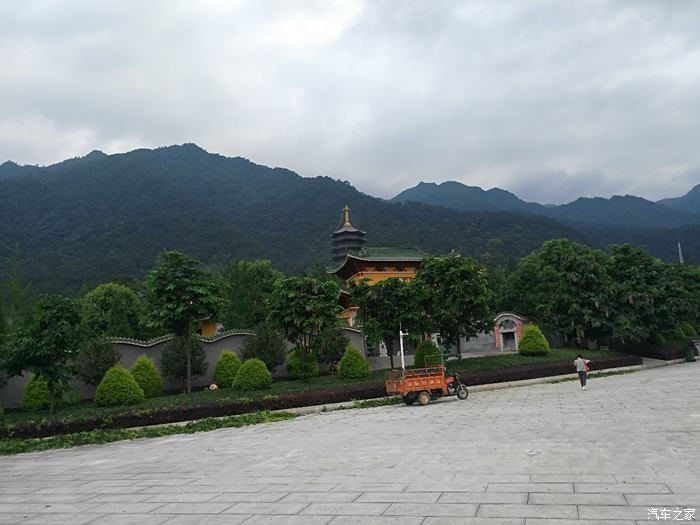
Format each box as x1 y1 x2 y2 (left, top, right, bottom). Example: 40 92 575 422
350 396 402 409
0 410 296 456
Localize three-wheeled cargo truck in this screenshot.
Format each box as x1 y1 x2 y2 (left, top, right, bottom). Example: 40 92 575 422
385 365 469 406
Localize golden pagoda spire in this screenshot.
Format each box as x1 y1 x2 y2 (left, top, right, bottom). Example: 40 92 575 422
342 205 353 227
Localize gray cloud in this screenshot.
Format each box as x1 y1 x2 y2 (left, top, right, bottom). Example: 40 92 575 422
1 0 699 203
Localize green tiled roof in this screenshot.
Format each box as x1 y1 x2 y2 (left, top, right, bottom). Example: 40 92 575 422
355 247 427 261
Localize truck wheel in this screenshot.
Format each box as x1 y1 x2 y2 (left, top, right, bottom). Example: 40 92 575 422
418 391 430 406
402 395 413 405
457 386 469 400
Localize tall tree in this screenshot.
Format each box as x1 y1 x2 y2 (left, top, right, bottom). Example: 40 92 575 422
350 277 427 369
219 260 282 329
267 276 340 381
144 251 221 394
606 245 666 343
81 283 144 338
507 239 612 345
2 295 82 413
417 254 493 357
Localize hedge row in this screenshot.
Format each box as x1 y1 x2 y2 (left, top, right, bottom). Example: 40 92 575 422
1 355 640 439
456 355 641 386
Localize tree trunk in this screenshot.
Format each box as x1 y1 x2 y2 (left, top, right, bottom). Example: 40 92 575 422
456 336 462 359
185 328 192 394
388 340 394 369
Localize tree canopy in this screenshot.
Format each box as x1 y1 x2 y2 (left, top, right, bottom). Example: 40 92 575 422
267 276 340 380
417 254 493 356
144 251 221 393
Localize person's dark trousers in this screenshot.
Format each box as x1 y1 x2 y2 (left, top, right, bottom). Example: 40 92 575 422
578 371 587 386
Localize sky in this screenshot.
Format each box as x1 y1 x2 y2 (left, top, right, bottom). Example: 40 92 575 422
1 1 699 204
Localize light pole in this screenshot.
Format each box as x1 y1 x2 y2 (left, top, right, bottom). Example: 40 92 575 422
399 324 409 371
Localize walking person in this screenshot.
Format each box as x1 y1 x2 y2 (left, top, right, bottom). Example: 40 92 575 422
574 354 590 390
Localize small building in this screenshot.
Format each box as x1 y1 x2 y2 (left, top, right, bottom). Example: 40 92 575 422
493 312 526 351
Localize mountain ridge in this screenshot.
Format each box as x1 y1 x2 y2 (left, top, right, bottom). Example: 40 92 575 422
0 144 697 293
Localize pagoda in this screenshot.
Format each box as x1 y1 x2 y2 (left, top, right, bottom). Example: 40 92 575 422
329 206 427 326
330 206 366 264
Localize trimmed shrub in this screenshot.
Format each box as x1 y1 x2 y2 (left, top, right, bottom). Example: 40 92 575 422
241 323 287 372
286 347 320 379
131 355 163 398
337 345 370 379
414 341 442 368
233 358 272 391
95 365 145 407
679 323 697 337
651 333 666 345
21 375 62 411
518 325 551 356
213 350 241 388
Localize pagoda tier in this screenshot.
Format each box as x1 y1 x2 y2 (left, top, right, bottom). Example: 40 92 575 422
330 206 366 264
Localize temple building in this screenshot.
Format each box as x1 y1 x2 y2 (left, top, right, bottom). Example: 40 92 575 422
329 206 426 326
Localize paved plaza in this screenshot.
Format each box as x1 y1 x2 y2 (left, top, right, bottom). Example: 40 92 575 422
1 363 699 525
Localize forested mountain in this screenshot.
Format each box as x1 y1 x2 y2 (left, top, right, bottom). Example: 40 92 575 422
392 181 542 214
0 144 583 293
393 181 700 228
658 184 700 214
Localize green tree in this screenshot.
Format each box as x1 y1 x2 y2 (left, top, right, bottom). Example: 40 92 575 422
241 322 287 372
72 337 121 386
219 260 282 329
161 335 208 393
81 283 144 338
267 276 340 381
417 254 493 357
313 326 350 365
507 239 612 345
145 251 221 393
606 245 667 343
2 294 82 413
350 278 428 369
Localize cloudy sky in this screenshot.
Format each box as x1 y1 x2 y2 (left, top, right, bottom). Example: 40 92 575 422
1 1 699 203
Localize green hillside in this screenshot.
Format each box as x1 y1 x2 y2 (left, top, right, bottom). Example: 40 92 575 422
0 144 585 293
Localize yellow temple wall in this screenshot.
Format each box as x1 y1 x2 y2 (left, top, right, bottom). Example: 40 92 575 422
347 270 417 285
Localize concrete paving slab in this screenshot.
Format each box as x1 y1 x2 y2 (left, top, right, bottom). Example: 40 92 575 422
1 363 699 522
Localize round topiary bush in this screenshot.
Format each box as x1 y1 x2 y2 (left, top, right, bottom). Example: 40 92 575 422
232 358 272 391
95 365 145 407
337 345 370 379
414 341 442 368
286 347 319 379
518 325 551 356
21 374 62 411
130 355 163 398
651 333 666 345
679 323 697 337
213 350 242 388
